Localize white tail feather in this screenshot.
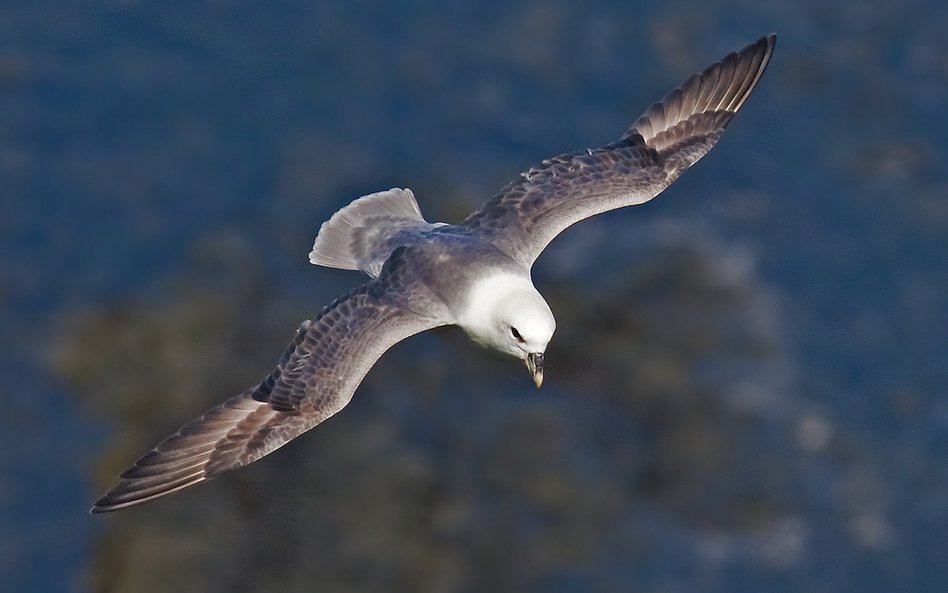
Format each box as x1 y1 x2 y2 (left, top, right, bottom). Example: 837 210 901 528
309 188 426 274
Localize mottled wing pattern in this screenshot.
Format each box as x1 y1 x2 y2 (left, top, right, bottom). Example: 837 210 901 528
92 249 446 512
462 35 775 266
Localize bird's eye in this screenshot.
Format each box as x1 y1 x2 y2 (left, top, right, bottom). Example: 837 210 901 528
510 327 524 343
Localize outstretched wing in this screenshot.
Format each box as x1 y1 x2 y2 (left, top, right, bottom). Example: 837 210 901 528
462 35 775 266
92 250 447 512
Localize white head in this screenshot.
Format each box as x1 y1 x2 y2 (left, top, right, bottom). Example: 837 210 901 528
458 274 556 387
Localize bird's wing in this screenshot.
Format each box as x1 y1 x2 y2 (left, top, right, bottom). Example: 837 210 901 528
462 35 775 267
92 248 447 512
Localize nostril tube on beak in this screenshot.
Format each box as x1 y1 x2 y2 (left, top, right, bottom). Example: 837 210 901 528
526 352 544 388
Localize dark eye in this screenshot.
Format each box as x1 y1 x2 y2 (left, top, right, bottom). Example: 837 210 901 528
510 327 524 342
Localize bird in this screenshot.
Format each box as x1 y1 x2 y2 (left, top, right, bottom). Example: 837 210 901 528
92 34 776 513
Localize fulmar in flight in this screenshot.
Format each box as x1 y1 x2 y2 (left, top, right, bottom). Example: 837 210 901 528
92 35 776 512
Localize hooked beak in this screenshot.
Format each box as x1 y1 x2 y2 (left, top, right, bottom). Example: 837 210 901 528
525 352 544 388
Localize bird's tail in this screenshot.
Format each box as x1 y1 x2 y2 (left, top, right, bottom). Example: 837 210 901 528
309 187 432 277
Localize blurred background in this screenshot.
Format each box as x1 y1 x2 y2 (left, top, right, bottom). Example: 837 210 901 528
3 0 947 591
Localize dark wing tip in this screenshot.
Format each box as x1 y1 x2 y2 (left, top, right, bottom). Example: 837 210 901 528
626 34 776 150
728 34 776 112
88 390 279 514
90 474 207 513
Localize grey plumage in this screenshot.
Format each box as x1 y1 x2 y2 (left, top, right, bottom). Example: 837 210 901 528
92 35 775 513
463 34 775 266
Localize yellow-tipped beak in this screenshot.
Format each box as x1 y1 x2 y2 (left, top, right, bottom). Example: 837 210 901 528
526 352 544 388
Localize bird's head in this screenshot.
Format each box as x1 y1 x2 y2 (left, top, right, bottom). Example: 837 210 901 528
490 288 555 388
459 274 556 387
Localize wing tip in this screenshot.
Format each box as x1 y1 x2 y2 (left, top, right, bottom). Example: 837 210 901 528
90 474 208 514
700 32 778 112
751 33 778 84
741 34 777 63
719 33 777 114
627 33 777 148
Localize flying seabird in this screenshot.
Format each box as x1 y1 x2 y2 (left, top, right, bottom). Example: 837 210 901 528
92 35 776 512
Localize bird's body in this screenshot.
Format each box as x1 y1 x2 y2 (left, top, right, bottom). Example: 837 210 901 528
370 225 555 355
93 35 776 512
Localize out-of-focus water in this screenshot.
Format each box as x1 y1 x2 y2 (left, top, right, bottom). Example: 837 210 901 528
3 1 947 591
